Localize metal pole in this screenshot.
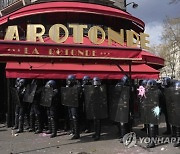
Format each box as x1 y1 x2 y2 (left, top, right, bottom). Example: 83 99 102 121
116 64 129 78
6 78 12 127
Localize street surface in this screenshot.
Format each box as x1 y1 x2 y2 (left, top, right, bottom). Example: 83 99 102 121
0 122 180 154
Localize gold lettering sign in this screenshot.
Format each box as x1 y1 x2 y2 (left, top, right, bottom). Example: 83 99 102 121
140 33 150 50
27 24 45 42
88 26 105 45
3 24 150 50
126 30 140 47
49 24 69 43
4 26 19 41
69 24 87 43
108 28 124 46
48 48 96 57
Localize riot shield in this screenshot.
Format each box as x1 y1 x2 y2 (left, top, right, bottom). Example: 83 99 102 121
84 85 108 120
108 85 130 123
140 88 160 125
164 87 180 127
172 89 180 126
23 83 37 103
10 88 20 105
164 88 174 126
61 86 80 107
40 87 53 107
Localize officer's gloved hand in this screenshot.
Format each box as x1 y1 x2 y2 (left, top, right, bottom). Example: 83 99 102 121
53 89 58 97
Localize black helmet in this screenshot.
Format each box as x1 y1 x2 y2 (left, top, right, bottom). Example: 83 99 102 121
45 80 56 88
66 74 76 86
82 75 91 85
19 78 26 86
15 78 21 88
142 79 148 87
16 78 21 83
147 79 156 88
122 75 129 85
162 77 171 88
174 81 180 90
93 77 101 87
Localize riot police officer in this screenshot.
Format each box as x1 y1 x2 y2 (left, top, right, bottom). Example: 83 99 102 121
163 79 180 147
160 77 171 135
92 77 101 140
87 77 108 141
140 79 161 148
138 79 148 132
12 78 21 130
27 79 43 134
109 75 130 142
44 80 59 138
13 78 27 133
173 81 180 147
64 75 80 139
81 75 92 133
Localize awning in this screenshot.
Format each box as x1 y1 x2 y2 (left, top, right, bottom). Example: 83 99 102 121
0 1 144 31
0 38 164 70
6 62 159 79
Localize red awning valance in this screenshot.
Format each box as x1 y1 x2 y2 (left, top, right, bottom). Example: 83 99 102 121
0 39 164 70
6 62 159 79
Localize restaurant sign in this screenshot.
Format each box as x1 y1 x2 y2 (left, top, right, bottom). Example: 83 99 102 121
4 24 150 50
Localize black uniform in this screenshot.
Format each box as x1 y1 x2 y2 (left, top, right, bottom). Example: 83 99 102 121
61 75 80 140
12 78 26 133
24 79 43 134
83 77 108 141
159 77 171 135
42 80 59 138
81 76 92 133
109 76 130 142
139 79 162 148
163 79 180 147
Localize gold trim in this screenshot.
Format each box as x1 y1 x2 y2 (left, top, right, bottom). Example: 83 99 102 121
0 54 142 61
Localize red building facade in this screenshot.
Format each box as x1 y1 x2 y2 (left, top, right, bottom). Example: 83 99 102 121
0 0 164 124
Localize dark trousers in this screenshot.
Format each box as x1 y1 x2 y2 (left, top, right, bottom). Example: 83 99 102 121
29 103 42 132
68 107 80 139
47 106 57 137
15 103 25 132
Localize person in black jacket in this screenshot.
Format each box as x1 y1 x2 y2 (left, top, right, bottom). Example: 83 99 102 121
45 80 59 138
28 79 43 134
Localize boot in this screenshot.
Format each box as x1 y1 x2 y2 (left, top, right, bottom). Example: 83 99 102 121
35 114 42 134
16 116 24 133
71 119 80 139
172 126 176 137
94 119 101 141
68 120 75 135
163 123 171 135
50 117 57 138
173 127 180 147
154 125 159 136
146 124 156 148
84 120 91 133
119 123 127 143
12 114 19 130
141 124 147 132
92 119 97 138
29 115 35 132
46 117 52 134
24 114 30 130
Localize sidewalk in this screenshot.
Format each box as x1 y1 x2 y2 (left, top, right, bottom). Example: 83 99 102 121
0 123 180 154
